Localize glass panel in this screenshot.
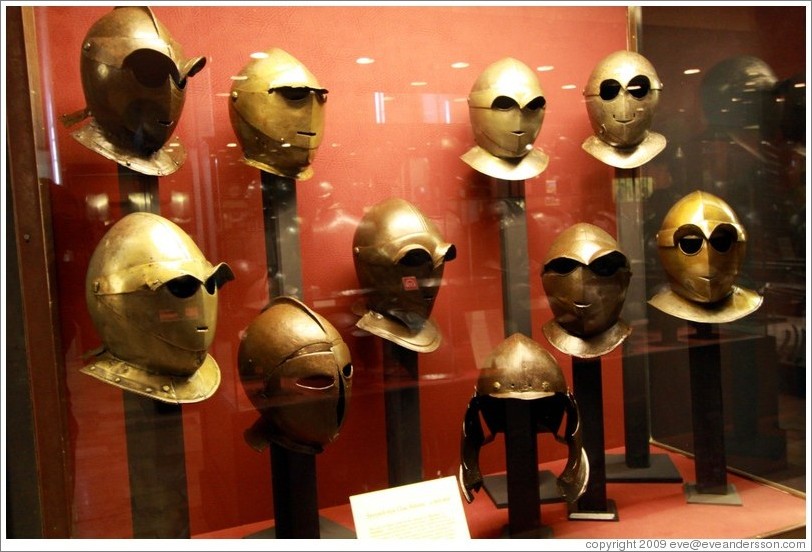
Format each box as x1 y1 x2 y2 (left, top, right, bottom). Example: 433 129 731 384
637 6 806 493
28 5 629 537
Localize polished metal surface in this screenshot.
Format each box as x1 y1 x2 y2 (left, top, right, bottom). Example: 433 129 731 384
229 48 327 181
352 197 455 352
462 57 548 180
582 49 665 168
238 296 353 454
458 333 589 505
83 212 233 403
63 6 205 175
542 223 632 356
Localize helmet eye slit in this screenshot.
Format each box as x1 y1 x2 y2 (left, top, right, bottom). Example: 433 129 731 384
709 227 737 253
627 75 651 99
677 234 704 256
544 257 581 275
589 252 626 276
599 79 622 101
272 86 313 102
491 95 520 110
165 275 201 298
525 96 546 111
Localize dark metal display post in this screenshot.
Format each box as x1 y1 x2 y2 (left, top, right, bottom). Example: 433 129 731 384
270 444 319 538
567 357 618 521
118 166 190 538
259 172 321 538
486 179 552 538
684 322 741 505
383 341 424 487
609 166 682 484
261 173 302 298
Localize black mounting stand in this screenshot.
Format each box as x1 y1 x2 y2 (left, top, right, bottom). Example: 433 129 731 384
683 322 741 505
609 166 682 484
260 173 302 298
568 356 618 521
118 166 190 538
481 178 553 538
383 341 424 487
250 170 355 538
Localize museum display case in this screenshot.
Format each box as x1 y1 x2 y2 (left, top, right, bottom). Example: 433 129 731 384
4 3 807 541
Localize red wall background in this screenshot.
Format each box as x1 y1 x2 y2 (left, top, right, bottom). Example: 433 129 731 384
33 5 629 537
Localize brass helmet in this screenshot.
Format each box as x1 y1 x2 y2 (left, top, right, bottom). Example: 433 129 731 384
582 50 665 168
541 223 631 357
352 197 456 353
229 48 328 181
468 57 546 159
462 57 549 180
655 190 747 304
458 333 588 504
238 296 353 454
68 7 206 176
82 212 234 404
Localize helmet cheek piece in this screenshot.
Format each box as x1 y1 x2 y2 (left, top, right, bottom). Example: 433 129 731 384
457 392 589 504
457 334 588 504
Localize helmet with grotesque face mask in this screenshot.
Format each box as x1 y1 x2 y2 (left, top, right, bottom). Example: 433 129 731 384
461 57 549 180
352 197 456 353
582 50 665 168
541 223 631 357
649 190 762 323
65 7 206 176
82 212 234 403
458 333 588 504
238 296 353 454
229 48 328 181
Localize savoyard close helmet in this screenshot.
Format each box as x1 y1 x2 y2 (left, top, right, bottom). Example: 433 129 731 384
582 50 665 169
238 296 353 455
229 48 328 181
649 190 763 323
63 6 206 176
458 333 588 504
541 223 632 358
352 197 456 353
461 57 549 180
82 212 234 403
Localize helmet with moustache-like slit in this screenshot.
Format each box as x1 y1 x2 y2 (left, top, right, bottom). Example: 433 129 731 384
584 50 663 149
229 48 328 181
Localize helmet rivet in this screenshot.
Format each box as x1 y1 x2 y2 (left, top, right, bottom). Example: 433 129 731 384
493 382 501 391
162 385 171 392
541 381 550 391
145 387 154 393
83 42 91 51
114 377 121 383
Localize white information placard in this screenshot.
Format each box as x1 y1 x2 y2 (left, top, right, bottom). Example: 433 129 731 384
349 476 471 540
